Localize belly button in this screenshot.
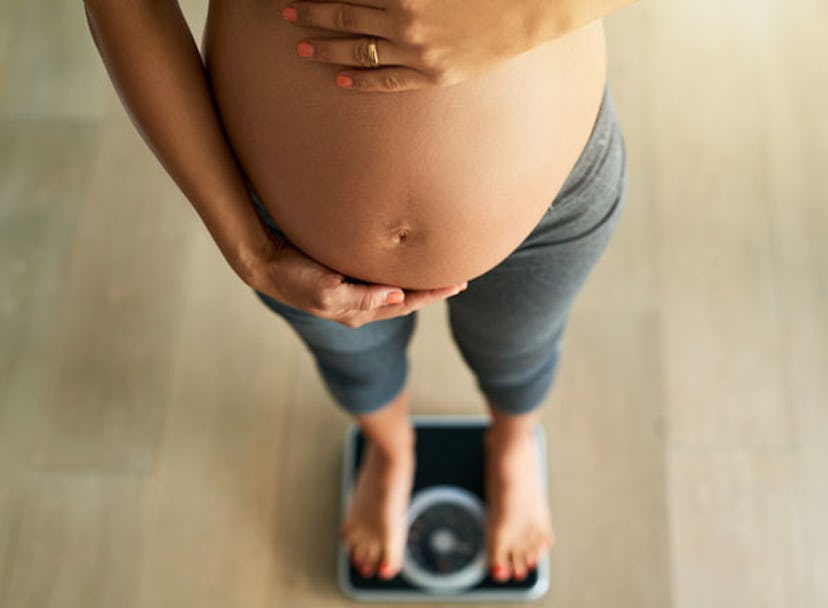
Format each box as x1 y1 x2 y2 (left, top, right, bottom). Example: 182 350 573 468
395 227 410 243
386 224 413 245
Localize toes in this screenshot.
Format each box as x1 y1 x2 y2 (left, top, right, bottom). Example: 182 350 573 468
353 543 373 575
345 527 409 580
511 550 528 581
362 544 381 577
378 531 406 580
377 559 400 580
345 532 363 563
489 539 512 581
377 561 396 580
491 563 510 582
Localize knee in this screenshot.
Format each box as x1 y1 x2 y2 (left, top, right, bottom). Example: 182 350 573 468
467 338 564 416
317 351 410 416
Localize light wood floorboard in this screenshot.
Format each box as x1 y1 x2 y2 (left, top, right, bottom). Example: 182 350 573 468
765 5 828 605
0 122 96 459
648 1 790 447
0 0 106 120
137 225 296 607
30 92 194 473
546 311 670 607
1 471 146 608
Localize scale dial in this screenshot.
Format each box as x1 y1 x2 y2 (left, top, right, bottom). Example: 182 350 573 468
401 485 488 593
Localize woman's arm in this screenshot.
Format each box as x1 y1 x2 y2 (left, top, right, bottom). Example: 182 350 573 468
83 0 277 283
83 0 469 326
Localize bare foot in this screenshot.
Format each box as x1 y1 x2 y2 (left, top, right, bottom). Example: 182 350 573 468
339 429 416 580
484 426 555 582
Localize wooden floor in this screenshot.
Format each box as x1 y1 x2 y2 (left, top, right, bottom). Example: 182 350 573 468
1 1 825 606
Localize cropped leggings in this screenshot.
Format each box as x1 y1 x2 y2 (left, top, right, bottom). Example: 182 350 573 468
248 83 627 417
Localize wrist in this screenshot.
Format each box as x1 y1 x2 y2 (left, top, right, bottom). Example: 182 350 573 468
197 188 287 286
233 231 286 286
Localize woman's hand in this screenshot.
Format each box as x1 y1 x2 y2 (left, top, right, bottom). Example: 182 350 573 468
244 236 468 328
282 0 641 93
281 0 551 92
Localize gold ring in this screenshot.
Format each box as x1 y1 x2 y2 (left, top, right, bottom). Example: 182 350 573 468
367 37 380 68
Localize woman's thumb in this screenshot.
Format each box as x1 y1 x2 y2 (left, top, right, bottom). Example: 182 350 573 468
343 283 405 310
382 289 405 306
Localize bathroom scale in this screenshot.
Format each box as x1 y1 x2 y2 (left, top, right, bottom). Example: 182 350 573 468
337 415 551 602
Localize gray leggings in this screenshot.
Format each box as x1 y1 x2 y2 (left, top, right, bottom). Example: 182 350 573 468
248 83 627 417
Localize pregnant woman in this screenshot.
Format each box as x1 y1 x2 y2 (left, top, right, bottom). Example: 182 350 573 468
85 0 636 585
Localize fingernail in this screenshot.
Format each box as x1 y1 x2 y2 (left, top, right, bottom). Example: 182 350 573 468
385 291 404 304
297 40 313 58
282 6 297 21
379 562 393 577
336 73 353 88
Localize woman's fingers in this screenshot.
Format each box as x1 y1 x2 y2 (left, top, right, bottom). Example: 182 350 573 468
334 280 405 312
403 284 466 308
334 280 467 312
366 283 467 318
327 281 467 327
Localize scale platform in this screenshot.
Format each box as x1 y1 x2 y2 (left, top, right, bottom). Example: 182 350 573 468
337 415 551 602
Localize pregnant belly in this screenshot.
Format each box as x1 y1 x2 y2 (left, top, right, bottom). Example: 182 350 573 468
202 2 607 290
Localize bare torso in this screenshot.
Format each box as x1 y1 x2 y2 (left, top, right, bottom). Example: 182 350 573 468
201 1 607 289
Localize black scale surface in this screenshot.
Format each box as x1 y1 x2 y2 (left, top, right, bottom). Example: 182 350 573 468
342 420 541 595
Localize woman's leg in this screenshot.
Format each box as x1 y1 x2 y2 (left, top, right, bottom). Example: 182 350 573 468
253 287 417 416
448 84 628 581
246 182 418 580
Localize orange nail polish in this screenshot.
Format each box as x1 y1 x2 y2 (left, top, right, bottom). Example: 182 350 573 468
297 41 313 58
385 291 404 304
282 6 297 21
